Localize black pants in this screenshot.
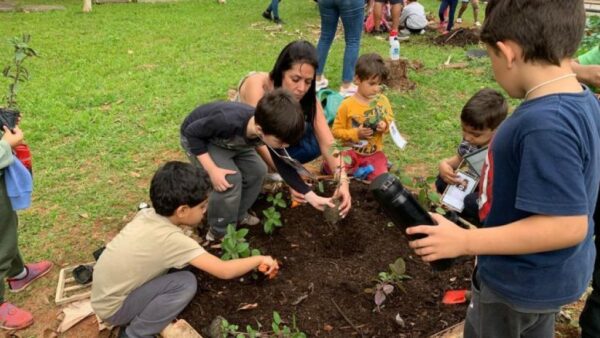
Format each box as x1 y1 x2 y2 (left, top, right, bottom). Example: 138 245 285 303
580 195 600 338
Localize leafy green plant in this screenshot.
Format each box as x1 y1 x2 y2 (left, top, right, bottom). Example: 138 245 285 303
267 192 286 208
263 206 282 234
219 311 307 338
579 16 600 56
221 224 261 260
399 174 445 215
2 34 37 109
370 258 411 312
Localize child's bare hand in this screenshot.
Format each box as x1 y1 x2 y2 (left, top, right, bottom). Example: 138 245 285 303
208 167 236 192
2 126 23 148
439 161 460 185
304 191 335 211
406 213 470 262
375 120 387 132
357 125 373 139
258 256 279 279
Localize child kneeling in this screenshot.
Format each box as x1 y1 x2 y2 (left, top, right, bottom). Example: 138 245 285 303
331 53 393 181
91 161 279 337
436 88 508 225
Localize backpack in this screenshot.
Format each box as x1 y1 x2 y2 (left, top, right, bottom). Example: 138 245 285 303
317 88 344 125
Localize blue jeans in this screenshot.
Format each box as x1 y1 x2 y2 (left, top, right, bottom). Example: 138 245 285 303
266 0 279 19
439 0 459 32
316 0 364 83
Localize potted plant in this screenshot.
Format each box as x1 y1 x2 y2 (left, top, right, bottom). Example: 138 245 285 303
1 34 37 173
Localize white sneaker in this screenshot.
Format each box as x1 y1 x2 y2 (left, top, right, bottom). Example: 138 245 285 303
397 35 410 41
316 77 329 91
339 84 357 97
475 21 481 27
400 29 411 37
456 18 463 23
240 213 260 226
205 229 218 242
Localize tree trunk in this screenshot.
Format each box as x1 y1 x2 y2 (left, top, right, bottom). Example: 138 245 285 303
83 0 92 12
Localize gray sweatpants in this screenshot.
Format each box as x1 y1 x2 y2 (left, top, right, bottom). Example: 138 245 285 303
464 269 558 338
105 271 197 338
181 137 267 237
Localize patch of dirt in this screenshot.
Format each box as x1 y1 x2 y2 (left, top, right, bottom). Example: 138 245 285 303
384 59 416 92
180 183 474 337
432 28 480 47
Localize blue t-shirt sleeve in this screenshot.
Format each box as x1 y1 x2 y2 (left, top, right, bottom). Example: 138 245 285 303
516 129 588 215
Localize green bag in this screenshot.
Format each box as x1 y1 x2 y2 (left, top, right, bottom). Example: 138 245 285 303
317 88 344 125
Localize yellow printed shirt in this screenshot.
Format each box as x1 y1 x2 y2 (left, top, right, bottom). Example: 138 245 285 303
332 95 393 155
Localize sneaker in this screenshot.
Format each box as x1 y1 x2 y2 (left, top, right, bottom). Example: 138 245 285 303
7 261 53 293
273 17 284 25
262 10 272 21
339 84 357 97
397 35 410 41
399 29 410 37
316 77 329 91
240 213 260 226
456 17 463 23
475 21 481 27
0 302 33 330
205 229 220 242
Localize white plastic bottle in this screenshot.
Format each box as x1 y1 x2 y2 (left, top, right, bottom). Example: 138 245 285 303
389 32 400 61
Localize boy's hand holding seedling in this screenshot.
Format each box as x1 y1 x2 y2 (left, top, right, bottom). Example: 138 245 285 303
2 126 23 148
357 124 374 139
258 257 280 279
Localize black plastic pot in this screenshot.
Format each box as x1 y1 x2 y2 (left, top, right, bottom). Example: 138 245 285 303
369 173 453 271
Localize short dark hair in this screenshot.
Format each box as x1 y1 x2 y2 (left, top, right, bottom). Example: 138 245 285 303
481 0 585 66
460 88 508 130
150 161 210 216
355 53 389 82
255 88 305 145
269 40 318 123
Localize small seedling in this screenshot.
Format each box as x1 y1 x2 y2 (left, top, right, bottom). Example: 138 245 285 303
267 192 286 208
263 206 282 234
322 140 352 225
400 174 446 215
370 258 411 312
3 34 37 110
218 311 307 337
221 224 260 260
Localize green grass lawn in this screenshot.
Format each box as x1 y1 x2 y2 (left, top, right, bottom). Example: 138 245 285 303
0 0 508 329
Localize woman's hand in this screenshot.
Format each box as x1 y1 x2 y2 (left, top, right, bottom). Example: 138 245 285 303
334 178 352 217
208 167 236 192
304 191 335 211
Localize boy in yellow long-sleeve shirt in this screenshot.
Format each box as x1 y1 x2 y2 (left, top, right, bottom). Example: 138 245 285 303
331 53 393 181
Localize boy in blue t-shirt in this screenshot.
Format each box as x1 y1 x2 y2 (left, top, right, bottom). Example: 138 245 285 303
407 1 600 336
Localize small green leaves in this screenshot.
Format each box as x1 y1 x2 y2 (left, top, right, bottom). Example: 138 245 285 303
220 224 259 261
263 206 282 234
3 34 38 109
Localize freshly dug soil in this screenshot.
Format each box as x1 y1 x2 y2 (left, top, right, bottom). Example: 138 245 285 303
384 59 416 92
180 182 474 337
432 28 480 47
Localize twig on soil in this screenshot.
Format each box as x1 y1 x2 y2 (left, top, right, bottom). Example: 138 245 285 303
331 298 364 337
445 28 464 43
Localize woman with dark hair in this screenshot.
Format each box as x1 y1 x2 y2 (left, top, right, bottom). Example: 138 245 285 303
236 40 352 217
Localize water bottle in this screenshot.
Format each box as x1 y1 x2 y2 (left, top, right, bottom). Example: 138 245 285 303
354 164 374 180
389 31 400 61
369 173 453 271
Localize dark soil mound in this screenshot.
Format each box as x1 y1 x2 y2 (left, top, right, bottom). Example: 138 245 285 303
432 28 480 47
180 183 473 337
